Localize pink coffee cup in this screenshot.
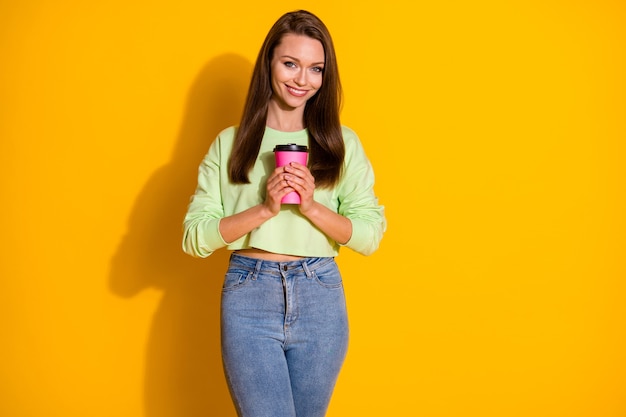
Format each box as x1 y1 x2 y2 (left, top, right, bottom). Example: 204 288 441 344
273 143 309 204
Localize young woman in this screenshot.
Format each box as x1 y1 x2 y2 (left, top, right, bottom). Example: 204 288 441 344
182 10 386 417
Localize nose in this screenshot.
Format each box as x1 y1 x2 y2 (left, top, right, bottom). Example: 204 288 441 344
294 69 307 86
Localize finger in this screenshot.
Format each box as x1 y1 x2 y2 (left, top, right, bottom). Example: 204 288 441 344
284 162 307 175
270 175 294 195
267 169 290 188
284 174 306 190
285 165 315 185
286 179 312 199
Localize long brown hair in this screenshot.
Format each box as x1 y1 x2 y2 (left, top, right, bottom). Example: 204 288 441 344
228 10 344 188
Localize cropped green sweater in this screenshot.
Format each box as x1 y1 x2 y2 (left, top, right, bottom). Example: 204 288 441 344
182 126 386 258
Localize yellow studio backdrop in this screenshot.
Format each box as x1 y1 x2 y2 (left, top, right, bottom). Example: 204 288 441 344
1 1 625 416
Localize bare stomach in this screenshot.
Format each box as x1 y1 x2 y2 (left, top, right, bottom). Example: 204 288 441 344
235 248 304 262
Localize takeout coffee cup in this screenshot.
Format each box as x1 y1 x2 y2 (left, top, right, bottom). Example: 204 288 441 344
273 143 309 204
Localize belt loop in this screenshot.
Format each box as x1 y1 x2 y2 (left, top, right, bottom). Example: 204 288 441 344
253 259 263 280
301 260 312 278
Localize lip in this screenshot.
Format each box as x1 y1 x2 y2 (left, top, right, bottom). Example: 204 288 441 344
286 85 309 97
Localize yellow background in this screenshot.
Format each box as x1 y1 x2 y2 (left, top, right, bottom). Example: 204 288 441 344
1 1 625 416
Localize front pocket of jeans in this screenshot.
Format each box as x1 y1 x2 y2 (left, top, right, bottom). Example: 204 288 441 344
312 263 343 289
222 271 252 291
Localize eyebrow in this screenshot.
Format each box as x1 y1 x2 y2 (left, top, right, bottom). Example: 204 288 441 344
280 55 325 66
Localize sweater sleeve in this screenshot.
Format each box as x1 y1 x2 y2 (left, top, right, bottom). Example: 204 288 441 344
337 129 386 256
182 137 228 258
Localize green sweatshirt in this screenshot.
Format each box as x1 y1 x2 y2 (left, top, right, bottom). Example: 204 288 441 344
182 125 386 258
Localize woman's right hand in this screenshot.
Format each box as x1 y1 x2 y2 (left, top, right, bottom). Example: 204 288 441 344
263 166 293 215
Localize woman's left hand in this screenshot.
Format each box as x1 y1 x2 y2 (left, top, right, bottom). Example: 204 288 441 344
283 162 316 214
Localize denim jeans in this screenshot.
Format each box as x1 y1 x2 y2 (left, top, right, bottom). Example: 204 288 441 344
221 253 349 417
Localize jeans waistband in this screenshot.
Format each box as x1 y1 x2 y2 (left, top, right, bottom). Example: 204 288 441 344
229 252 334 275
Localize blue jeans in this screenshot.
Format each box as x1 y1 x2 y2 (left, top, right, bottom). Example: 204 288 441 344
221 253 349 417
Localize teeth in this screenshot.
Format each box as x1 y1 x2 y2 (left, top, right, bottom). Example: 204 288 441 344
288 87 306 95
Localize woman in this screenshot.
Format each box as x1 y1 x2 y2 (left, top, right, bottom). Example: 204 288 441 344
182 10 386 417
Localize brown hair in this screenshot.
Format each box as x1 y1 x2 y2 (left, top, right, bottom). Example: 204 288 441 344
228 10 344 188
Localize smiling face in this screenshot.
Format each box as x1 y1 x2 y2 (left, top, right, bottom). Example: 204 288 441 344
269 34 325 113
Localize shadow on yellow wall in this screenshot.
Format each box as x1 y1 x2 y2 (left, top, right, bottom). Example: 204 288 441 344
109 54 252 417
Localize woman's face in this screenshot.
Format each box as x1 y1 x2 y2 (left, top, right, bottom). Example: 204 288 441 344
270 34 325 111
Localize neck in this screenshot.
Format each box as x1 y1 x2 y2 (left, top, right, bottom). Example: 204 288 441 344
266 101 305 132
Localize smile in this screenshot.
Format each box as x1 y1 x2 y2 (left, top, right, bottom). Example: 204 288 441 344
286 86 308 97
